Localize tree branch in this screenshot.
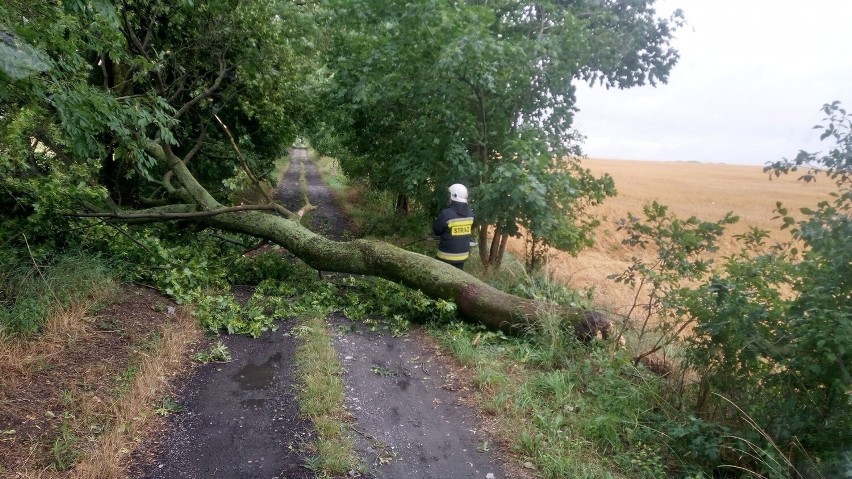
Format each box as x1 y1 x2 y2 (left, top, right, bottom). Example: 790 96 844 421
185 122 207 163
99 53 110 90
213 113 272 203
173 60 229 120
131 141 605 337
101 220 164 261
32 131 73 165
120 1 153 62
69 203 295 221
166 72 190 103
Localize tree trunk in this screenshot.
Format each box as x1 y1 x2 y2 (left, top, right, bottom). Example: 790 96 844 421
478 224 490 267
137 142 604 336
394 193 409 214
208 210 560 332
495 232 508 269
478 224 509 271
487 225 502 267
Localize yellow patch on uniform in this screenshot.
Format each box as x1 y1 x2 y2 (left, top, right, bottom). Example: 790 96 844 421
447 217 474 236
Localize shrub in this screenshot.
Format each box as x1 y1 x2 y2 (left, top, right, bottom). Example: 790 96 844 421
0 248 113 335
612 102 851 476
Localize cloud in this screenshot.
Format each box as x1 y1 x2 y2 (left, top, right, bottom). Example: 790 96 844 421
573 0 852 164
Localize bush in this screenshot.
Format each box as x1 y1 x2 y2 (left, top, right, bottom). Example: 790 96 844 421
0 248 113 335
612 102 851 476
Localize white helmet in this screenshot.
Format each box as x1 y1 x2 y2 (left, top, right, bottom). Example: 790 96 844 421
448 183 468 203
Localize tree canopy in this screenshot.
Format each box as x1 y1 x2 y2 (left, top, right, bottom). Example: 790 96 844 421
313 0 682 267
1 0 318 242
0 0 615 336
0 0 681 328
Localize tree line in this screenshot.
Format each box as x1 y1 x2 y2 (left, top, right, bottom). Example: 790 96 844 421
1 2 848 475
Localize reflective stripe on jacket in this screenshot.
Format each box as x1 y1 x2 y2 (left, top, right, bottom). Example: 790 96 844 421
433 201 475 263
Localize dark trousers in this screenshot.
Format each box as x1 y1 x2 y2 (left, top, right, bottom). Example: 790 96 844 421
439 259 465 270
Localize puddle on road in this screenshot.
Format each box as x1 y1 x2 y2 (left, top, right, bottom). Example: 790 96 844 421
234 352 282 390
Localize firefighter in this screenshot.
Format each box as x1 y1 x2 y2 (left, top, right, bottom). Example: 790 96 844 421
433 183 475 269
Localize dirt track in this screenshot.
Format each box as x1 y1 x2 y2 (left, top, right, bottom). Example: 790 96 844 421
133 149 510 478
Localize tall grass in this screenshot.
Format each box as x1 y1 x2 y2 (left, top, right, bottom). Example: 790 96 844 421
434 320 668 478
314 153 433 241
312 152 348 192
429 267 676 479
0 249 114 336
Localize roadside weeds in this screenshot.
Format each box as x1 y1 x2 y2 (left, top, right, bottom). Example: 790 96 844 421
0 285 204 478
72 306 202 478
294 316 362 477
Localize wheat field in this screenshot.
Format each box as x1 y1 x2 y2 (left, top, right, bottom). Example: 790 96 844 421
504 158 837 316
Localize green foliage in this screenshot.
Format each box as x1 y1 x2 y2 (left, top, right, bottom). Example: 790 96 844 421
1 0 319 247
613 202 848 475
228 251 302 285
351 188 433 240
477 131 617 271
611 103 852 476
610 201 738 359
153 397 186 416
315 0 675 264
683 104 852 474
765 100 852 206
663 416 729 473
50 420 81 472
336 276 458 326
192 293 276 338
190 254 460 338
193 260 332 337
256 272 458 336
69 224 307 338
82 224 265 303
0 248 113 335
435 319 671 479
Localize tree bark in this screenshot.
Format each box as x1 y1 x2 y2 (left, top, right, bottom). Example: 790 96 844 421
208 210 557 332
495 232 509 269
478 224 490 267
488 225 502 267
394 193 410 213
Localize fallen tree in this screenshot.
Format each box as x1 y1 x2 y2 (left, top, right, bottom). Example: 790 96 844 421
2 0 611 339
76 141 611 338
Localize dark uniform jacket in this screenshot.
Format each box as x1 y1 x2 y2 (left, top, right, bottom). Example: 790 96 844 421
433 201 475 263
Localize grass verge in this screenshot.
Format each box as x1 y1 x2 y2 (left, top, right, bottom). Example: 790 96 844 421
294 316 362 477
313 151 348 193
0 284 203 478
312 151 434 241
431 320 669 479
0 251 114 336
72 307 202 478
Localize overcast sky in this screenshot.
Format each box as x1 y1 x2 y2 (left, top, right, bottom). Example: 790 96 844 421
573 0 852 165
